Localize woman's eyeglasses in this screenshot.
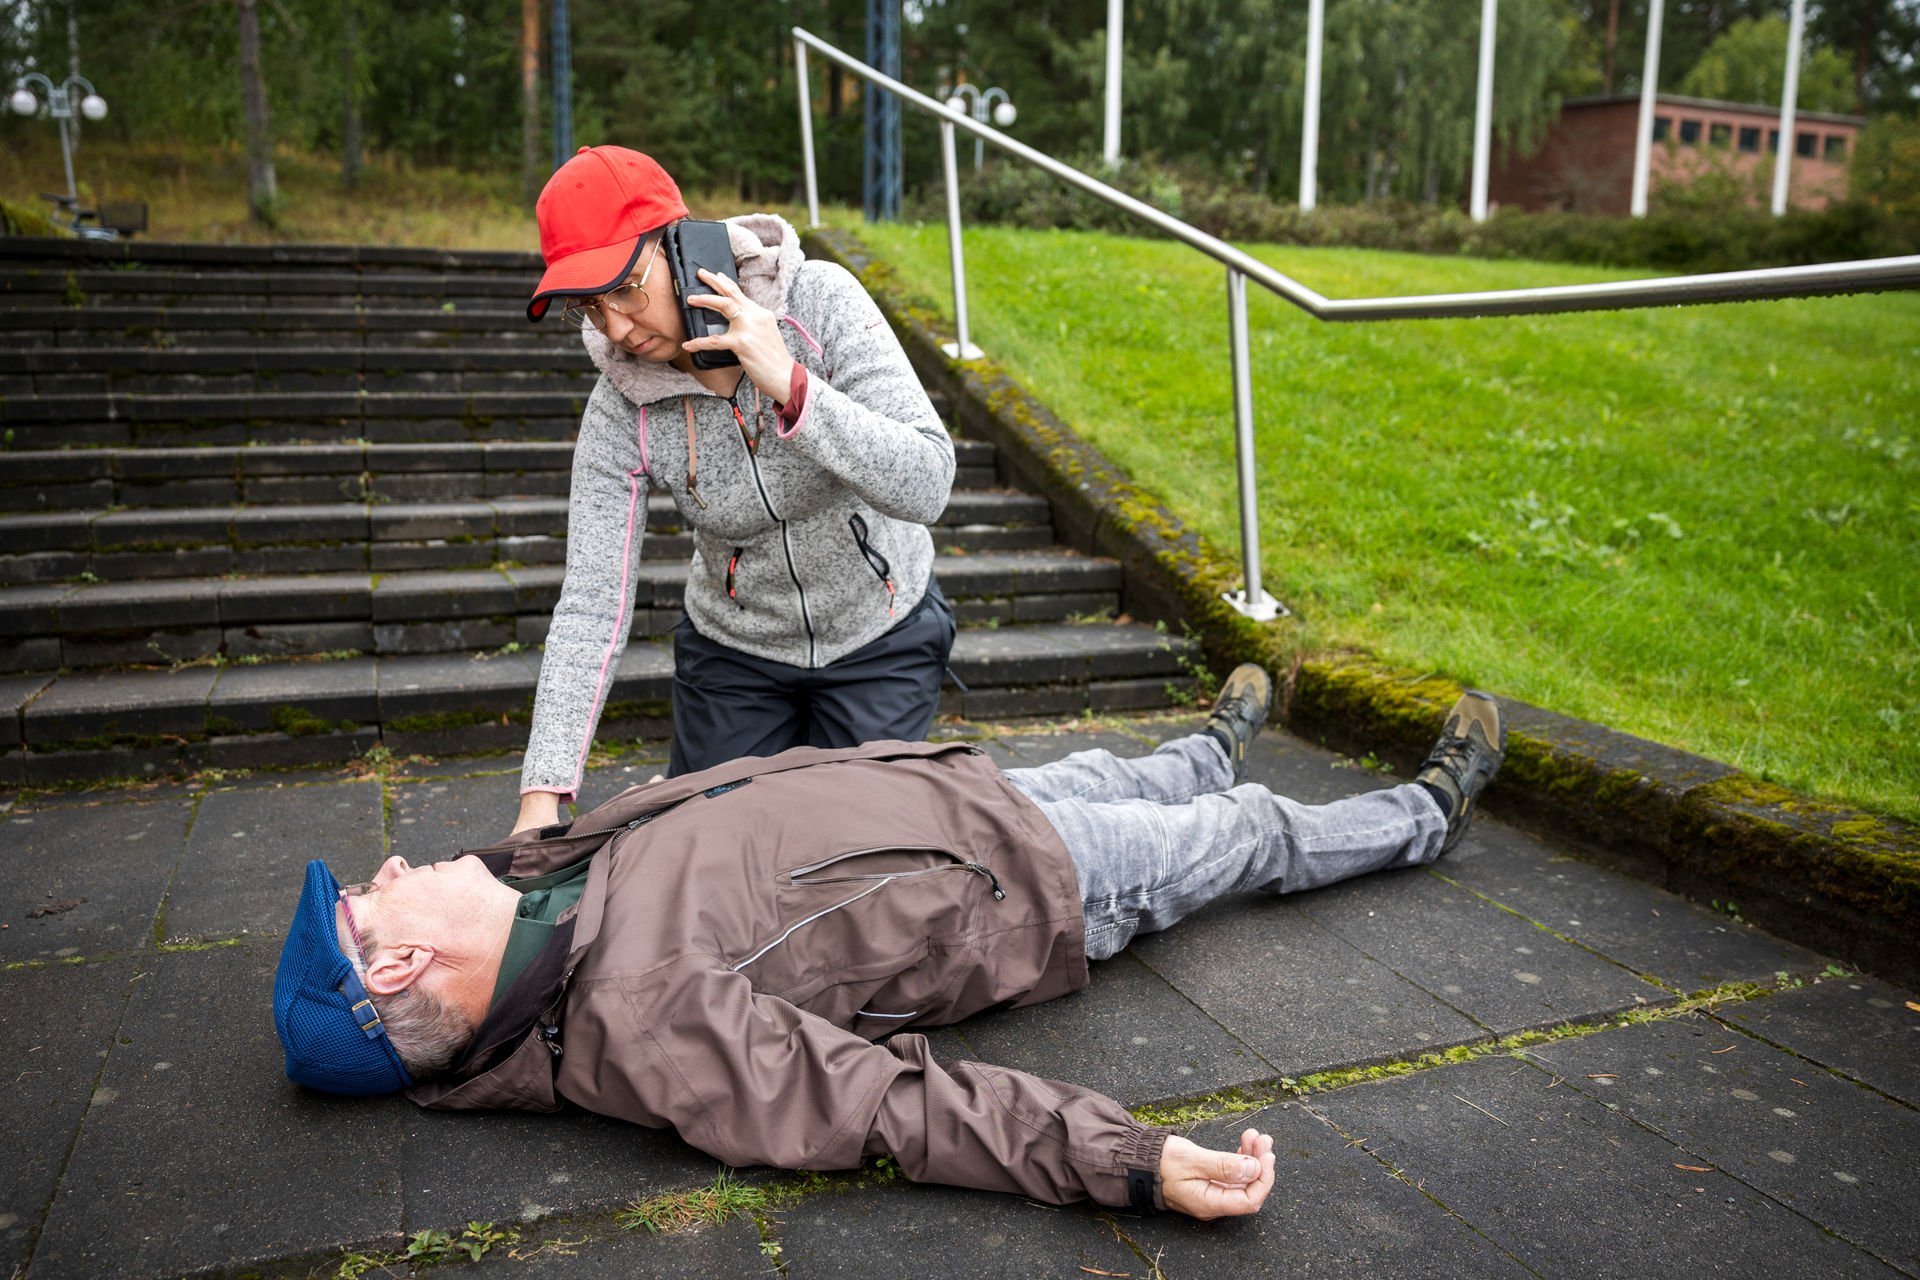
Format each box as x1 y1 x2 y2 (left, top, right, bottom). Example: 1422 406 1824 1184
562 233 665 332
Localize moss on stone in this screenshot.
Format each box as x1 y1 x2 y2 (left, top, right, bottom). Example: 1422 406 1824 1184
386 707 530 734
269 704 358 738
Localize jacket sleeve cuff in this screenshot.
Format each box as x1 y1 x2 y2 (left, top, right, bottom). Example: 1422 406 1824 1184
775 364 810 439
1116 1126 1172 1211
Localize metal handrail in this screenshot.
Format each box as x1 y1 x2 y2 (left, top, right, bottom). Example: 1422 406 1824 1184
791 26 1920 618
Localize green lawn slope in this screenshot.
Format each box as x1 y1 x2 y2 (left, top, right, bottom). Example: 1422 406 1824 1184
856 222 1919 821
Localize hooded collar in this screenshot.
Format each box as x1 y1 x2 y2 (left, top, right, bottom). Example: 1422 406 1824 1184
578 213 807 407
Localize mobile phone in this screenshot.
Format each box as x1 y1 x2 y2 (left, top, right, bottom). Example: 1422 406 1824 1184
665 220 742 370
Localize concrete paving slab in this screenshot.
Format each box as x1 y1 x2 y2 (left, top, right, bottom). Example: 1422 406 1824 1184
453 1217 771 1277
1441 821 1827 991
1120 1108 1533 1279
946 951 1272 1104
1 798 190 962
390 771 525 861
1309 1051 1896 1279
1523 1015 1920 1274
29 944 409 1280
1715 976 1920 1106
777 1181 1136 1280
1299 870 1667 1036
401 1106 727 1229
165 779 385 939
1130 898 1484 1077
0 960 136 1278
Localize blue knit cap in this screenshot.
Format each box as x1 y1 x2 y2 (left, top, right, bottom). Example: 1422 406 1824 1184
274 860 414 1096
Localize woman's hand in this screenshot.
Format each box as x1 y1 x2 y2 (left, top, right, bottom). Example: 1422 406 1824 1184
512 790 563 836
682 268 797 405
1158 1129 1275 1219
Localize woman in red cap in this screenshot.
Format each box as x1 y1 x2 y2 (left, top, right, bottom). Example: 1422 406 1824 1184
512 146 958 834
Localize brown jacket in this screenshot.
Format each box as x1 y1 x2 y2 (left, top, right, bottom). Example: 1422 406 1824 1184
409 740 1171 1206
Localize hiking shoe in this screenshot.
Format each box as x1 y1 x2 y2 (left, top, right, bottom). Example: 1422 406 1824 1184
1415 692 1506 856
1204 664 1273 785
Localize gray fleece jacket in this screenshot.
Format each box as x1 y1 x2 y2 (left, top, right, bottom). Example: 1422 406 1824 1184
520 214 955 798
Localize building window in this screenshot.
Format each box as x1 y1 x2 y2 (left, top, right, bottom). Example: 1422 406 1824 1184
1796 131 1818 157
1708 123 1732 148
1824 135 1848 161
1679 119 1701 145
1653 116 1672 141
1768 129 1780 154
1738 126 1760 153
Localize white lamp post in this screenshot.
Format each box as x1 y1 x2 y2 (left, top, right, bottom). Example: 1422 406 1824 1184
10 72 108 218
944 82 1017 171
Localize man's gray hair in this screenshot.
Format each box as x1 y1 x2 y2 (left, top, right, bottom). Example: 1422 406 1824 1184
335 913 476 1080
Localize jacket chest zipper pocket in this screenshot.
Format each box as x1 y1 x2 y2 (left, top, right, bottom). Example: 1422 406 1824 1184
724 545 744 604
786 845 1004 900
731 848 1005 974
847 513 896 619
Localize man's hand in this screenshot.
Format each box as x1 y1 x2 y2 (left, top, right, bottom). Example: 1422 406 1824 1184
1158 1129 1275 1220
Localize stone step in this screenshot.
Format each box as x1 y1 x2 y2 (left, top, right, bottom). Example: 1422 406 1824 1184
0 388 585 448
0 344 600 399
0 550 1117 671
0 237 541 275
0 485 1049 583
0 623 1198 784
0 305 568 351
0 266 532 309
0 437 996 509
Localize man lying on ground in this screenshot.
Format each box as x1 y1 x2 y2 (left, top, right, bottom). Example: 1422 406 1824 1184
274 666 1504 1219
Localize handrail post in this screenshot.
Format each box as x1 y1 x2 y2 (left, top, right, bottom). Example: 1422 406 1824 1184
794 34 820 228
939 121 984 360
1223 267 1285 622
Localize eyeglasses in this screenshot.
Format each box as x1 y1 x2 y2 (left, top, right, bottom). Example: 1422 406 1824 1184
562 233 665 331
338 887 372 973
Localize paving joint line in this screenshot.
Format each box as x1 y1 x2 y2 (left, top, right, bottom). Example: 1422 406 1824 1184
1504 1045 1917 1276
1295 1085 1549 1279
17 952 151 1278
1700 1005 1920 1117
1128 981 1776 1129
1422 863 1694 997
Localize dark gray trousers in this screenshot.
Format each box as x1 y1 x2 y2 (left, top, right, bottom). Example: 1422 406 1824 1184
668 582 957 776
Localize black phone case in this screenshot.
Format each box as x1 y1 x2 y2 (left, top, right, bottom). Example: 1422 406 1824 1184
666 221 742 370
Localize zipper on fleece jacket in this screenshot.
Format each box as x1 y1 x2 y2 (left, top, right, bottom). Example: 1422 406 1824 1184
847 513 897 619
727 387 818 667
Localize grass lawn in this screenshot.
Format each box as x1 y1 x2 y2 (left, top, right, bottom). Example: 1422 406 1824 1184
856 222 1920 821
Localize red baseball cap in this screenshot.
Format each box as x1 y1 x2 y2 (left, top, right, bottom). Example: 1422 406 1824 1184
527 145 690 322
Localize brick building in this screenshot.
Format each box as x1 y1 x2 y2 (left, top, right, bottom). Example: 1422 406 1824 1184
1486 93 1865 215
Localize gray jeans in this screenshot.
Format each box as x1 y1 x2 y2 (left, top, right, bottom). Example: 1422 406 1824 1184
1004 734 1448 961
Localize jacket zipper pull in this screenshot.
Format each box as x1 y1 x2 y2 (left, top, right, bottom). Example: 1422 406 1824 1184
540 1024 563 1057
730 397 758 453
726 546 743 600
969 862 1006 900
885 578 896 619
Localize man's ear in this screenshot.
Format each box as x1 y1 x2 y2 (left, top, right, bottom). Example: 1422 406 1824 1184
364 943 435 997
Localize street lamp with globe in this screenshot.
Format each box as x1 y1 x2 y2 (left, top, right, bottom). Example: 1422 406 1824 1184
943 83 1016 171
10 72 110 229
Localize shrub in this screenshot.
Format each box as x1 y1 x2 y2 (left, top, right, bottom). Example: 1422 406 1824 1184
908 155 1920 274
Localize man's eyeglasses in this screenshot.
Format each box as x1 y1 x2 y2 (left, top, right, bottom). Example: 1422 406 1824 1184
562 232 665 332
338 887 372 973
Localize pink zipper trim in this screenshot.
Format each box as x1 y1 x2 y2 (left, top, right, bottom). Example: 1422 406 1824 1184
567 410 648 794
780 313 824 357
